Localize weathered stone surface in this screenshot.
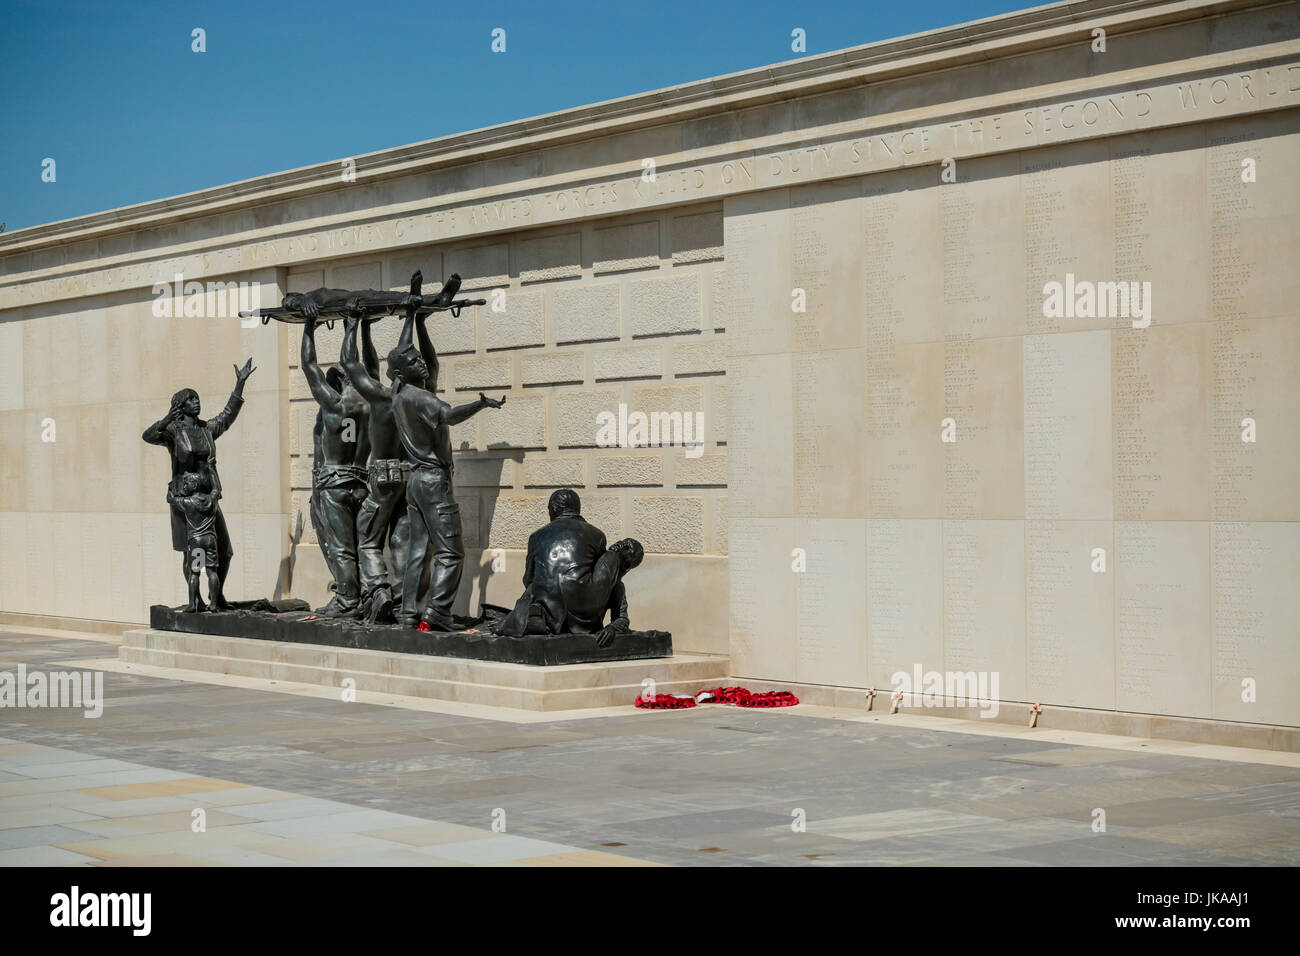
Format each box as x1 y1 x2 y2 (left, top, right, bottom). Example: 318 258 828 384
547 283 620 344
628 273 701 338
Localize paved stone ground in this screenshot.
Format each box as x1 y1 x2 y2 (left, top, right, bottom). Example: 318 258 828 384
3 631 1299 866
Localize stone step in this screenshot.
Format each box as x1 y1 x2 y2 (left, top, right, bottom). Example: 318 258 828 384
120 629 730 712
123 629 728 690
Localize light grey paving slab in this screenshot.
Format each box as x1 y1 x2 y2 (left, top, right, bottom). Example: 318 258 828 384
0 844 101 865
416 835 577 864
214 798 373 822
11 758 151 779
0 824 103 850
0 805 101 829
245 809 432 839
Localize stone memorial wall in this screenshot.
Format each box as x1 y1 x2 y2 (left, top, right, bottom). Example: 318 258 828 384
0 0 1295 716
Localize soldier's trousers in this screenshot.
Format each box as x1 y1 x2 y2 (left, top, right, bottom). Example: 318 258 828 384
311 481 369 610
401 464 463 624
356 474 411 605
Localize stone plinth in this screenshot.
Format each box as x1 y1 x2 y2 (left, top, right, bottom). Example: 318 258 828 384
122 628 723 711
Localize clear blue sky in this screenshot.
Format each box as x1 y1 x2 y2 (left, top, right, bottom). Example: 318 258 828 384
0 0 1034 232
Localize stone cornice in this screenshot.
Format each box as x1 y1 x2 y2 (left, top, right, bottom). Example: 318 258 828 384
0 0 1295 311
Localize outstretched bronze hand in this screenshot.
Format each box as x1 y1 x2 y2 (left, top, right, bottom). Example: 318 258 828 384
234 358 257 384
479 392 507 409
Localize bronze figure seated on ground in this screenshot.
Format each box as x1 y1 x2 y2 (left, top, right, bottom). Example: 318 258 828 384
494 489 646 647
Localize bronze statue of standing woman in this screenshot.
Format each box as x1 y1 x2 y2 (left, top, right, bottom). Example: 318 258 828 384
143 358 256 610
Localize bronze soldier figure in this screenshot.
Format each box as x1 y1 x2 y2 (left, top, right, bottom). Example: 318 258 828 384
301 318 374 617
340 312 412 623
387 301 505 630
496 489 645 646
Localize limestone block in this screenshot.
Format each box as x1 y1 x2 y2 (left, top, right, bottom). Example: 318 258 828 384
455 457 517 488
596 455 663 487
671 337 726 377
236 390 282 515
674 452 726 487
108 513 144 624
594 221 660 274
1023 330 1112 520
458 491 482 550
672 209 724 264
326 259 382 291
445 243 509 291
522 457 586 488
1204 114 1300 323
592 344 662 381
1019 140 1114 336
941 336 1024 519
239 514 284 601
386 247 440 290
729 516 798 681
44 407 78 514
452 356 512 391
711 494 728 555
0 514 26 614
1210 317 1300 521
479 394 545 450
289 400 318 458
0 319 25 411
77 404 111 514
1211 521 1300 726
52 513 84 616
0 411 25 511
793 349 867 517
789 179 863 352
633 495 703 554
708 265 728 331
519 351 584 386
866 518 942 688
583 494 624 540
449 415 477 452
726 357 790 517
552 388 621 447
865 343 945 518
709 380 728 445
1115 521 1211 719
480 291 544 351
1112 323 1210 521
794 517 868 686
548 282 620 344
937 153 1025 343
724 190 791 357
485 496 549 548
426 308 477 355
366 316 403 361
1025 519 1115 709
290 489 315 545
290 456 314 490
861 167 942 347
518 232 581 283
942 519 1028 702
76 309 110 407
628 272 701 338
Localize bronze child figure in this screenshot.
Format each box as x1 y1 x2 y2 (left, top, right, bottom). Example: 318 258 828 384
167 473 225 613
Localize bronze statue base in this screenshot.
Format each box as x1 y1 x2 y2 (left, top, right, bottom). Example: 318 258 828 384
149 604 672 666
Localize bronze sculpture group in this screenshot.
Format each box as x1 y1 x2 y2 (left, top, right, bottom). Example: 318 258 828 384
144 271 646 645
